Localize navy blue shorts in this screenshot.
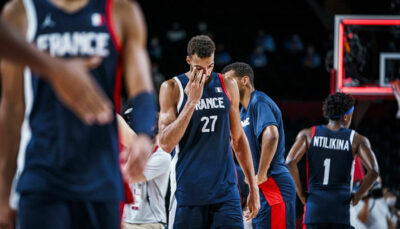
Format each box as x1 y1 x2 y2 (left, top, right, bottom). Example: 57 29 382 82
252 172 296 229
170 198 243 229
305 223 354 229
18 193 120 229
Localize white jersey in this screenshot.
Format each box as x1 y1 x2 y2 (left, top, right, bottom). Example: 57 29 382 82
351 198 390 229
123 147 171 224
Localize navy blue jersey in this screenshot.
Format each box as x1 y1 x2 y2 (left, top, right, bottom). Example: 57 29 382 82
305 125 355 225
240 90 289 177
17 0 123 201
170 72 239 206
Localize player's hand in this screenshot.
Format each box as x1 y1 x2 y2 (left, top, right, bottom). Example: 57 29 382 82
352 192 362 206
244 185 260 221
299 191 307 205
46 57 113 125
121 134 153 182
184 68 206 106
0 200 15 229
256 174 268 185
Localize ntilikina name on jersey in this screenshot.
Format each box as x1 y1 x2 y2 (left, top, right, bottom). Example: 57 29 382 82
313 136 350 151
195 97 225 111
36 32 110 57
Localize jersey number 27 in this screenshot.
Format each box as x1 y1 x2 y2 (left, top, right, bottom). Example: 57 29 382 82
201 115 218 133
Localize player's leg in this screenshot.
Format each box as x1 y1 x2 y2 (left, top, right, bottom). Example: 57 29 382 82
80 201 120 229
18 192 72 229
304 223 354 229
170 204 208 229
209 198 243 229
274 172 297 229
284 199 296 229
256 176 287 229
251 202 271 229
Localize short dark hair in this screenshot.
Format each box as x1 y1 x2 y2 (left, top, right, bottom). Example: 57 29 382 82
322 92 355 120
221 62 254 87
187 35 215 58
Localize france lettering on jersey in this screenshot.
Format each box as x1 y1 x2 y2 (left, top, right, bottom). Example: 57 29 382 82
240 90 289 177
304 125 356 225
16 0 123 201
170 72 239 207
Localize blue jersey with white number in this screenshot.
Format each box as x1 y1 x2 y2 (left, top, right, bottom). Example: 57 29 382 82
16 0 123 201
170 72 239 206
240 90 289 177
305 125 355 224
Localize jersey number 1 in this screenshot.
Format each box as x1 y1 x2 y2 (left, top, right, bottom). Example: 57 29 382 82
323 158 331 185
201 115 218 133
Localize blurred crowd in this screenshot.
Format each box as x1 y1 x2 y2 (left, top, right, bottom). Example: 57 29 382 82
147 21 329 101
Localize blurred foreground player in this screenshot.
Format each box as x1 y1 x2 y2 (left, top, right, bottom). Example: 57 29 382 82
0 18 113 125
0 0 156 228
286 93 379 229
158 35 260 228
223 62 296 229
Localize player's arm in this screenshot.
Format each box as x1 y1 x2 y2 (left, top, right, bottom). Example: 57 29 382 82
158 70 205 153
224 77 260 220
115 0 156 137
357 199 369 223
113 0 156 182
116 114 137 148
117 115 171 183
286 128 311 205
256 125 279 184
388 216 395 229
0 1 26 227
352 133 379 205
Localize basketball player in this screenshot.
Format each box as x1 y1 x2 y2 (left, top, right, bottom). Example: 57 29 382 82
222 62 296 229
286 92 379 229
0 0 156 228
158 35 260 228
0 18 113 125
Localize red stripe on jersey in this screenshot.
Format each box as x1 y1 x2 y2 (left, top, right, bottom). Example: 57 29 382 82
354 156 365 182
302 205 307 229
106 0 121 51
303 127 312 229
259 177 286 228
307 126 315 189
311 126 316 138
106 0 122 112
152 145 159 153
218 73 231 103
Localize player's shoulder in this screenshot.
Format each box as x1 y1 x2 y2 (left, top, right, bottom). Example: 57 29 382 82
352 131 370 146
298 127 313 139
161 78 178 90
160 78 180 99
113 0 144 24
251 91 277 109
221 74 237 89
253 91 271 103
112 0 144 35
113 0 139 13
153 146 172 161
2 0 26 29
